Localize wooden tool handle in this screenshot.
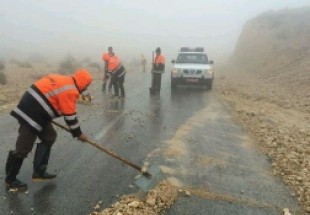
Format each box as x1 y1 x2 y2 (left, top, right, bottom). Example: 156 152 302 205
52 121 151 177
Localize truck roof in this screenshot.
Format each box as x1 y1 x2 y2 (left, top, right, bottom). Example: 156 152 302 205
180 47 204 52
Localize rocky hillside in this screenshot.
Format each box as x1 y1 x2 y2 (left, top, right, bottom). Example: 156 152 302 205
222 7 310 113
217 7 310 214
232 7 310 76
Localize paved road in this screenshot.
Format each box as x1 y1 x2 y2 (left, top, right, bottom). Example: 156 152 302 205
0 69 302 215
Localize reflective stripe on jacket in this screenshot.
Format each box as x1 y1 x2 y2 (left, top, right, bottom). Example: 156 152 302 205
11 74 82 137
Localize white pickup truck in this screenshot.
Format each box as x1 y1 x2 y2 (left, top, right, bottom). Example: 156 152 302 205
171 47 214 90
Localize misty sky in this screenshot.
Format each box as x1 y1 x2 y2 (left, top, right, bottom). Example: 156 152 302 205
1 0 309 62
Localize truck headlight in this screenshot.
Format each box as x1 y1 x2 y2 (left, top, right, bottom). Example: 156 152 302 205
202 69 212 74
171 68 180 77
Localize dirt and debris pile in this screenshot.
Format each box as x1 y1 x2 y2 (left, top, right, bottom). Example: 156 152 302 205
231 105 310 213
217 7 310 214
90 181 178 215
226 7 310 113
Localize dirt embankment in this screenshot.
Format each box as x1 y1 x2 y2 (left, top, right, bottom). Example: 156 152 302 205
0 63 53 112
216 7 310 214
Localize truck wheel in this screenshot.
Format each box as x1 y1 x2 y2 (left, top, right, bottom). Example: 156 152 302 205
205 80 213 90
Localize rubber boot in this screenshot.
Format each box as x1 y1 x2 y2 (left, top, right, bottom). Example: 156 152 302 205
5 150 27 189
32 144 56 181
5 150 14 175
113 85 119 97
120 85 125 98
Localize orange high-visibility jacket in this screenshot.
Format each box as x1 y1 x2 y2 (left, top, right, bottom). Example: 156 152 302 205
102 53 110 63
108 55 121 72
155 55 165 64
11 69 92 137
153 54 165 73
102 53 110 72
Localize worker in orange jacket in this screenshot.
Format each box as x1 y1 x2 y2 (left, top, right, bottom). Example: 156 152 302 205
108 52 126 98
101 47 113 91
141 54 146 72
5 69 93 189
150 47 165 94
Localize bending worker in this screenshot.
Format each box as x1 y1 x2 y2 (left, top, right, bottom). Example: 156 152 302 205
101 47 113 91
150 47 165 94
5 69 92 189
108 51 126 98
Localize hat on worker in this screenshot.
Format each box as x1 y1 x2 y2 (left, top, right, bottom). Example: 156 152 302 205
73 69 93 92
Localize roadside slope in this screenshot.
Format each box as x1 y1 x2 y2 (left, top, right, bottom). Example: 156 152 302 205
217 6 310 214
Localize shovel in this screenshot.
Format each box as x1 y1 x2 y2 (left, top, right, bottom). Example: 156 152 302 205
52 121 162 192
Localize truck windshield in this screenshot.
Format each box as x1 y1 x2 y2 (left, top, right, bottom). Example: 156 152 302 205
176 53 208 64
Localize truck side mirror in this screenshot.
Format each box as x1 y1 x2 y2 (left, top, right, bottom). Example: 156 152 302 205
209 60 214 65
171 59 176 64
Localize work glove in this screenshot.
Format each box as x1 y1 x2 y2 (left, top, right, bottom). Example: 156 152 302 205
77 133 88 142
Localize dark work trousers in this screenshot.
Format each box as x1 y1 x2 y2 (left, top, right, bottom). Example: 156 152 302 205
107 74 112 92
102 66 108 84
111 65 126 97
152 73 162 92
16 122 57 158
117 74 125 97
103 68 108 82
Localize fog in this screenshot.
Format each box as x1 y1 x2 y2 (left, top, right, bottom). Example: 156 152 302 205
1 0 309 63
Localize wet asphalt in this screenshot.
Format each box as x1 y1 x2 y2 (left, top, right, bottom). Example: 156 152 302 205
0 68 303 215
